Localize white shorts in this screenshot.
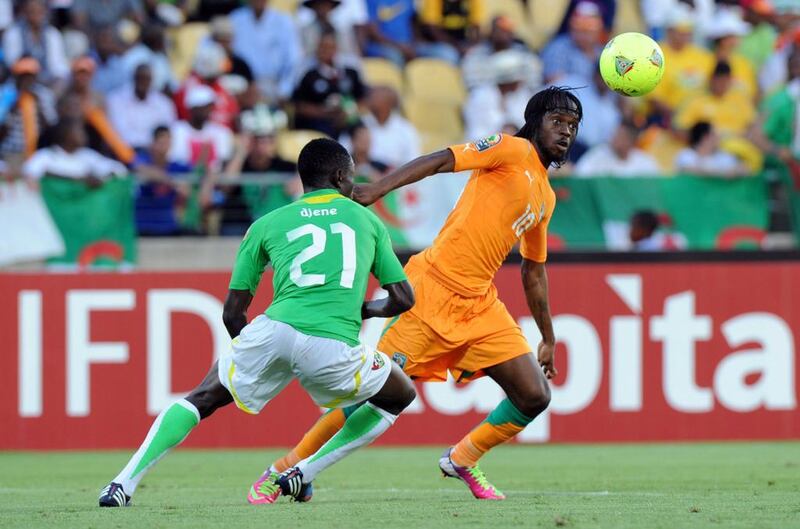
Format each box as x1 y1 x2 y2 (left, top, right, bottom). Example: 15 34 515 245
217 315 392 414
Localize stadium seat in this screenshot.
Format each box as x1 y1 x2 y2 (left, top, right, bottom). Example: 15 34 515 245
419 131 461 153
527 0 569 50
403 97 463 139
405 59 466 105
271 0 299 13
277 130 328 162
361 58 405 94
167 22 210 81
639 127 683 173
482 0 535 46
613 0 646 34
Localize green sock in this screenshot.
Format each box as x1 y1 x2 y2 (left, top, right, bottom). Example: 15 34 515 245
112 399 200 495
297 403 396 482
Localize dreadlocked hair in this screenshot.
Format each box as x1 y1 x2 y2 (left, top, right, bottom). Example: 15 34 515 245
515 87 583 159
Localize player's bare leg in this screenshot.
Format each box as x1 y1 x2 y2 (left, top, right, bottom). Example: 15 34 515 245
441 353 550 500
252 362 416 504
99 361 233 506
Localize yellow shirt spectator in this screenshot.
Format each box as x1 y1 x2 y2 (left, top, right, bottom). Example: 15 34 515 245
420 0 485 40
650 39 715 110
726 53 757 101
674 61 756 137
706 9 758 101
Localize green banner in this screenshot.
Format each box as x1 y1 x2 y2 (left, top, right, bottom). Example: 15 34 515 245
550 176 769 250
40 176 137 266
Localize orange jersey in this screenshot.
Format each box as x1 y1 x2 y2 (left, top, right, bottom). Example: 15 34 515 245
418 133 555 297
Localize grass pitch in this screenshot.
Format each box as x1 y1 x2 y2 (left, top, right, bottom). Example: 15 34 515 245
1 443 799 529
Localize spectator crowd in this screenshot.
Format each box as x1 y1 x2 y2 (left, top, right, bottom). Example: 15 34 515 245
1 0 799 240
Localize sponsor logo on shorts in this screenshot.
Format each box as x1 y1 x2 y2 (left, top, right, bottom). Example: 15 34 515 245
371 353 386 371
474 134 502 152
391 352 407 369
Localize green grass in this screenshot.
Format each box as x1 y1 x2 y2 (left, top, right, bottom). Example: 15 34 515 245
1 443 799 529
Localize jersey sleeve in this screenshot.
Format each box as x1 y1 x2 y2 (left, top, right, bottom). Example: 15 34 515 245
519 215 550 263
448 134 530 172
228 223 270 294
371 220 407 286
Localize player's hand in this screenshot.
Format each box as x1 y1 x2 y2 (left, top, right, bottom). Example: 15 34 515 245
352 183 382 206
537 341 557 379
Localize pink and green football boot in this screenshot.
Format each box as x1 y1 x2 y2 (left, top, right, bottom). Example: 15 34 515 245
438 447 506 500
248 471 282 505
247 469 314 505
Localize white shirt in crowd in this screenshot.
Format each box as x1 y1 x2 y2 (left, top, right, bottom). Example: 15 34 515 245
23 146 127 180
107 85 177 149
574 145 662 178
121 45 176 92
0 0 12 30
674 147 742 174
297 0 367 67
2 23 70 81
463 84 530 141
168 120 234 172
363 112 421 168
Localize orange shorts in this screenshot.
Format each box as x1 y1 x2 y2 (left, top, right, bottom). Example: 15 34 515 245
377 257 532 382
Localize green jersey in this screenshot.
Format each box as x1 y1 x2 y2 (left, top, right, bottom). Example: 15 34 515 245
229 189 408 346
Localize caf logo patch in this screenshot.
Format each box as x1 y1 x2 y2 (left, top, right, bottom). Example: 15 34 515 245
371 353 386 371
474 134 502 152
391 352 407 369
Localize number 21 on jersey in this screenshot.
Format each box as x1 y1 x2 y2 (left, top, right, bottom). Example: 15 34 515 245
287 223 356 288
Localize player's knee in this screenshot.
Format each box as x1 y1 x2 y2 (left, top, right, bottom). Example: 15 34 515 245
398 379 417 410
513 382 551 418
187 385 232 419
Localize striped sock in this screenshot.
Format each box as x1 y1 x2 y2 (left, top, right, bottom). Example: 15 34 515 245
451 399 533 468
271 404 362 472
112 399 200 495
296 403 396 483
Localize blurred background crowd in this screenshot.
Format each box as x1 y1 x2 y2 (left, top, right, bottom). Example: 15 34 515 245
2 0 800 261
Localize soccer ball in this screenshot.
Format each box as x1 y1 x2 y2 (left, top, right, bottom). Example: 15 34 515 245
599 32 665 97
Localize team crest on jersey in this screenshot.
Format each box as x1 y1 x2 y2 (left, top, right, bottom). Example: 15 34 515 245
474 134 502 152
371 353 386 371
391 352 407 369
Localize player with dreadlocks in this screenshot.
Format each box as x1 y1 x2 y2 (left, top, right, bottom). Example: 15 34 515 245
248 87 583 503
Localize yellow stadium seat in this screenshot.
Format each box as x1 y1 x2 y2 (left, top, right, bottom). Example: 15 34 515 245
420 131 461 153
277 130 328 163
640 127 683 173
271 0 299 13
167 22 209 81
403 97 463 139
527 0 569 50
361 58 405 94
613 0 646 34
405 58 466 104
481 0 538 49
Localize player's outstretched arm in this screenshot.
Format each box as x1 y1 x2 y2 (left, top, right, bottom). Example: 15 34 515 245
361 280 415 320
352 149 455 206
222 289 254 339
521 259 557 379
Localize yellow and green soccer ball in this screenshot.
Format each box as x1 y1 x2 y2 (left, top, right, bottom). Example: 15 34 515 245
599 32 665 97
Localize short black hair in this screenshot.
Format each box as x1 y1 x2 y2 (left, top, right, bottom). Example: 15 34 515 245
515 86 583 142
712 60 732 77
297 138 352 188
631 210 659 234
688 121 712 147
152 125 170 139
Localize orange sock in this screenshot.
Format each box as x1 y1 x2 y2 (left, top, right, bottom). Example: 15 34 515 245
450 399 533 468
272 408 347 472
